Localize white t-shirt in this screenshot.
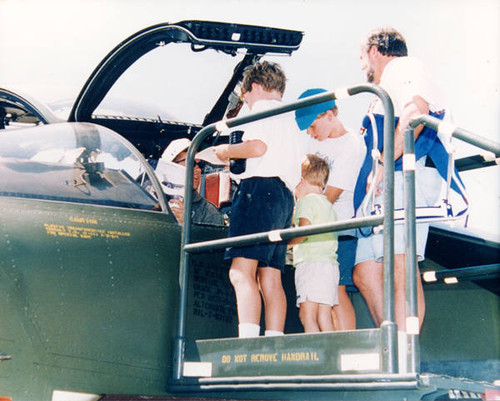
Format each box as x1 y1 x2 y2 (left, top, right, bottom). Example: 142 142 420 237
371 56 441 117
307 129 366 230
238 99 302 192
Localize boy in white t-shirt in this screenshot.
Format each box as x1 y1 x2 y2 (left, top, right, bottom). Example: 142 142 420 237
295 89 366 331
215 61 301 338
289 154 339 333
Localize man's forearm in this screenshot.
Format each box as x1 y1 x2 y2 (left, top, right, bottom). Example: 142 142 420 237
384 95 429 162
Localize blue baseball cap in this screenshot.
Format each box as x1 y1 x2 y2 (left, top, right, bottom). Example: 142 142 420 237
294 88 336 130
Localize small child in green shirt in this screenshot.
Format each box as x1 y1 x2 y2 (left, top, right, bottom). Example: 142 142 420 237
289 154 339 333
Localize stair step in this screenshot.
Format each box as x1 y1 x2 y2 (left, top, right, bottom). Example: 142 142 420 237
192 329 383 378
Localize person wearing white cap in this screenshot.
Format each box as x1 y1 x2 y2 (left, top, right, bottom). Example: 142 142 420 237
157 138 224 226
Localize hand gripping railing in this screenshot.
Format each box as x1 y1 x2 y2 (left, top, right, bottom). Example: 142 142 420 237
172 84 398 382
403 115 500 373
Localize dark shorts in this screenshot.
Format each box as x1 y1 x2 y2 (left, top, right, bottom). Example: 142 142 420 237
338 235 358 292
225 177 294 271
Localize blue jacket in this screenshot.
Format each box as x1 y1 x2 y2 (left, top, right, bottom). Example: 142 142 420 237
353 111 466 211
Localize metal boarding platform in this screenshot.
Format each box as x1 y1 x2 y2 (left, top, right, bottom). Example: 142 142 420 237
195 329 383 377
169 84 500 400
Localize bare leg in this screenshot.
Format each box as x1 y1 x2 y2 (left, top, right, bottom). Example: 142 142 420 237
332 285 356 330
352 260 384 327
299 300 319 333
258 267 286 332
393 254 426 331
416 264 426 327
317 304 335 332
228 257 261 325
393 254 406 331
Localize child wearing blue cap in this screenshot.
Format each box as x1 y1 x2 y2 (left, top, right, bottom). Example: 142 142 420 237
215 61 301 338
295 88 366 331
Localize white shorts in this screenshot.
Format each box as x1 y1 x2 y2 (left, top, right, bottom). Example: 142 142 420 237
295 261 339 307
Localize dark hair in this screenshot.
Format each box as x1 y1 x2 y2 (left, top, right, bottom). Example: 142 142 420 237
365 27 408 57
241 61 287 96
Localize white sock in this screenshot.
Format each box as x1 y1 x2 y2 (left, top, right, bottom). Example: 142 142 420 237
238 323 260 338
265 330 284 337
398 330 408 374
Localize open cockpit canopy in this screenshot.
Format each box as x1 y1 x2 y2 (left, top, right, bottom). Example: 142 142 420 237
69 20 303 124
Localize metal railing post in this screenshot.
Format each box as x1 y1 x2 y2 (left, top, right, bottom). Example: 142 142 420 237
380 91 398 374
403 126 419 374
349 85 398 374
172 125 217 381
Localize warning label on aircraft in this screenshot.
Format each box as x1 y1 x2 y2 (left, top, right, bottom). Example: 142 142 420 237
43 216 131 240
191 259 237 324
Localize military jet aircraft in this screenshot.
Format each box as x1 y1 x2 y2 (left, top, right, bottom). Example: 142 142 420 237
0 20 499 401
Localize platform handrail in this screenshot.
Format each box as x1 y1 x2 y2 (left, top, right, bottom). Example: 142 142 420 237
403 114 500 373
409 115 500 157
184 215 383 254
173 83 397 382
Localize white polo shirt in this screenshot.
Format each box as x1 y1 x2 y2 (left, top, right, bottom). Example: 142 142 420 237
238 99 302 192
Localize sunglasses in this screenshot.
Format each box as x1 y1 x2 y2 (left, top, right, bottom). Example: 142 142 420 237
175 158 206 169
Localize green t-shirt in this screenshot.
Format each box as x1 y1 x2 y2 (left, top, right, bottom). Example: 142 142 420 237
292 193 338 266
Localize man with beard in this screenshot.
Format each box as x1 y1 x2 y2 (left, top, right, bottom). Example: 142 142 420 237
353 27 452 335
